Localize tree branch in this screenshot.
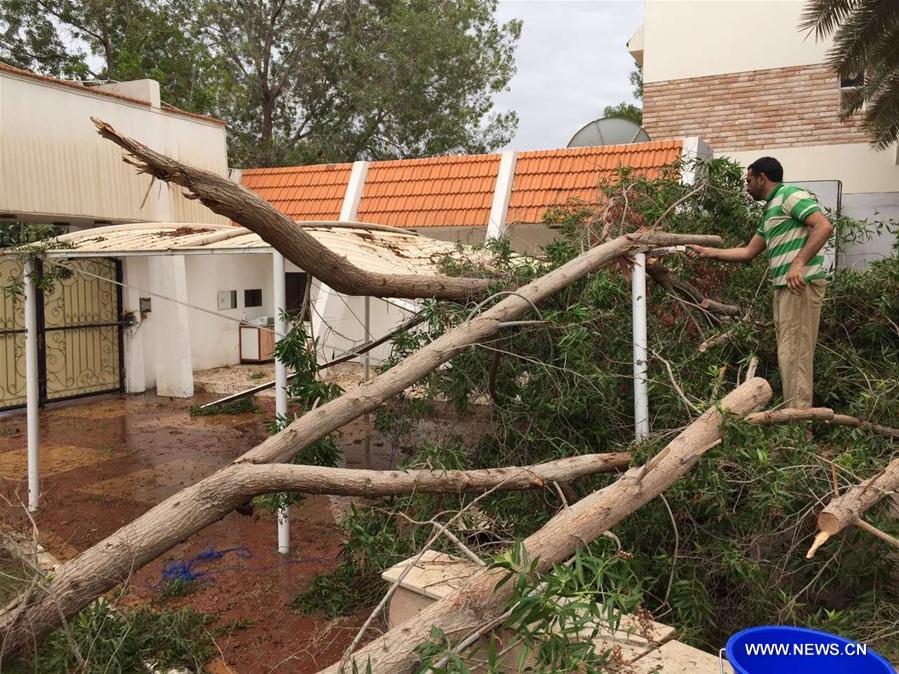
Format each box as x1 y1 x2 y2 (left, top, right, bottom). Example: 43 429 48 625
807 455 899 558
92 118 491 301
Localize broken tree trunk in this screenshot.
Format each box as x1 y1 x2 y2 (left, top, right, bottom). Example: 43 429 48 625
0 229 722 658
807 455 899 558
319 377 772 673
92 118 488 302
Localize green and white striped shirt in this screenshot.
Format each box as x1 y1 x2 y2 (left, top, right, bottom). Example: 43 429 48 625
756 184 826 287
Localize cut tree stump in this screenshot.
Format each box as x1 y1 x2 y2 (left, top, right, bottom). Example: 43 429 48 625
380 551 730 673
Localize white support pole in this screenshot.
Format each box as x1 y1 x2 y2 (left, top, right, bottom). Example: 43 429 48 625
363 295 371 381
632 252 649 440
23 259 40 512
273 251 290 554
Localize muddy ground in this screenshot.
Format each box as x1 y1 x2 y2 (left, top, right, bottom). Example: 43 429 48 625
0 374 492 673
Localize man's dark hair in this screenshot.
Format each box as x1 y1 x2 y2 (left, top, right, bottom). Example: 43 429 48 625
748 156 783 182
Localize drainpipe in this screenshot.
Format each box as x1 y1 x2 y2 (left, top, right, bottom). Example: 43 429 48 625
24 259 40 512
632 252 649 440
273 251 290 554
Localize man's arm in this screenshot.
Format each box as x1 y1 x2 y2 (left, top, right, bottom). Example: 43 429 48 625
688 235 766 263
784 211 834 292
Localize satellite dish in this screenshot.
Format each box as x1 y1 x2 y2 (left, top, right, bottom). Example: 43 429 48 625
567 117 650 147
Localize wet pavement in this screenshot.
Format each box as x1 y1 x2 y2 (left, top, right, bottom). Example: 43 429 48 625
0 392 368 672
0 384 492 672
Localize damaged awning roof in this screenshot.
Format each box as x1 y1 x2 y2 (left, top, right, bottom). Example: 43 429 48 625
44 221 494 277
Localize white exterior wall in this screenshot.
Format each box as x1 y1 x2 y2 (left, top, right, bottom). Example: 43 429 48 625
0 70 229 226
641 1 830 83
185 254 273 371
719 144 899 195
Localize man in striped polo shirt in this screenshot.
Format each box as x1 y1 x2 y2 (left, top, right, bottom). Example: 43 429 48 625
688 157 834 408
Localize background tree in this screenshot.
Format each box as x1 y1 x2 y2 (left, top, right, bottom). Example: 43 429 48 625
0 0 521 166
601 101 642 125
0 0 229 114
801 0 899 148
196 0 521 165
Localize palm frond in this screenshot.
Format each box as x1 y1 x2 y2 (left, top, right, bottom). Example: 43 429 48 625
799 0 858 39
861 72 899 148
826 0 899 74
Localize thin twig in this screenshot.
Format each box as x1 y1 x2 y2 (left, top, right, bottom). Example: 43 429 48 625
659 494 680 606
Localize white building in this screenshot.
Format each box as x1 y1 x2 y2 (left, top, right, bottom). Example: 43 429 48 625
629 0 899 267
0 63 259 406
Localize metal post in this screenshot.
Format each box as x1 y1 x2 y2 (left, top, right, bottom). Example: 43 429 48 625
24 259 40 512
363 296 371 381
632 252 649 440
273 252 290 554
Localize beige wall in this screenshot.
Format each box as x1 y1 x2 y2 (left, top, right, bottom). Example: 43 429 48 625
719 143 899 194
642 0 831 84
0 71 229 226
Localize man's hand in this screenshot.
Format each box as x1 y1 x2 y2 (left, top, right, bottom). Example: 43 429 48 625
686 244 712 259
785 258 806 293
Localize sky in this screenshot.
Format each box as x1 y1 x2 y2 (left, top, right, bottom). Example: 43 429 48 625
493 0 644 152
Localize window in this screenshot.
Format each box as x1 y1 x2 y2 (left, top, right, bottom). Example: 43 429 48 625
244 288 262 308
217 290 237 310
285 273 310 319
840 72 864 115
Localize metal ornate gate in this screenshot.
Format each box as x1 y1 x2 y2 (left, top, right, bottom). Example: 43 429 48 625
0 256 124 410
0 257 27 409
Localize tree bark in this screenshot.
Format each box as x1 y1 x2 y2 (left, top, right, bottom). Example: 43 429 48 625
0 229 721 658
231 454 631 497
745 407 899 439
318 378 772 673
91 118 489 301
807 456 899 558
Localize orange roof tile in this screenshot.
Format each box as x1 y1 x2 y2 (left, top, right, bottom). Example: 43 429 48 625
238 140 684 229
241 163 353 221
356 154 501 228
506 141 683 224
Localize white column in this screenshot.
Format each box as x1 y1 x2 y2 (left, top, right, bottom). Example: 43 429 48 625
150 256 193 397
121 258 147 393
679 136 711 186
485 150 517 242
23 259 40 512
312 160 370 364
272 251 290 554
632 253 649 440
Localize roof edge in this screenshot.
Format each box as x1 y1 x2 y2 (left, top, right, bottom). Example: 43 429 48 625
0 62 226 127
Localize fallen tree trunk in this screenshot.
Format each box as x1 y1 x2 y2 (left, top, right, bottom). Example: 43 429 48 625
228 454 631 497
807 455 899 558
319 378 772 673
92 118 488 302
0 229 721 658
745 407 899 439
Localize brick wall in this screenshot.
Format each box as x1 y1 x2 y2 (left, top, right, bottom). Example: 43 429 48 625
643 64 868 151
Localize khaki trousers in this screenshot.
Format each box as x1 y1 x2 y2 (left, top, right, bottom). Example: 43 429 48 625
773 280 826 408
